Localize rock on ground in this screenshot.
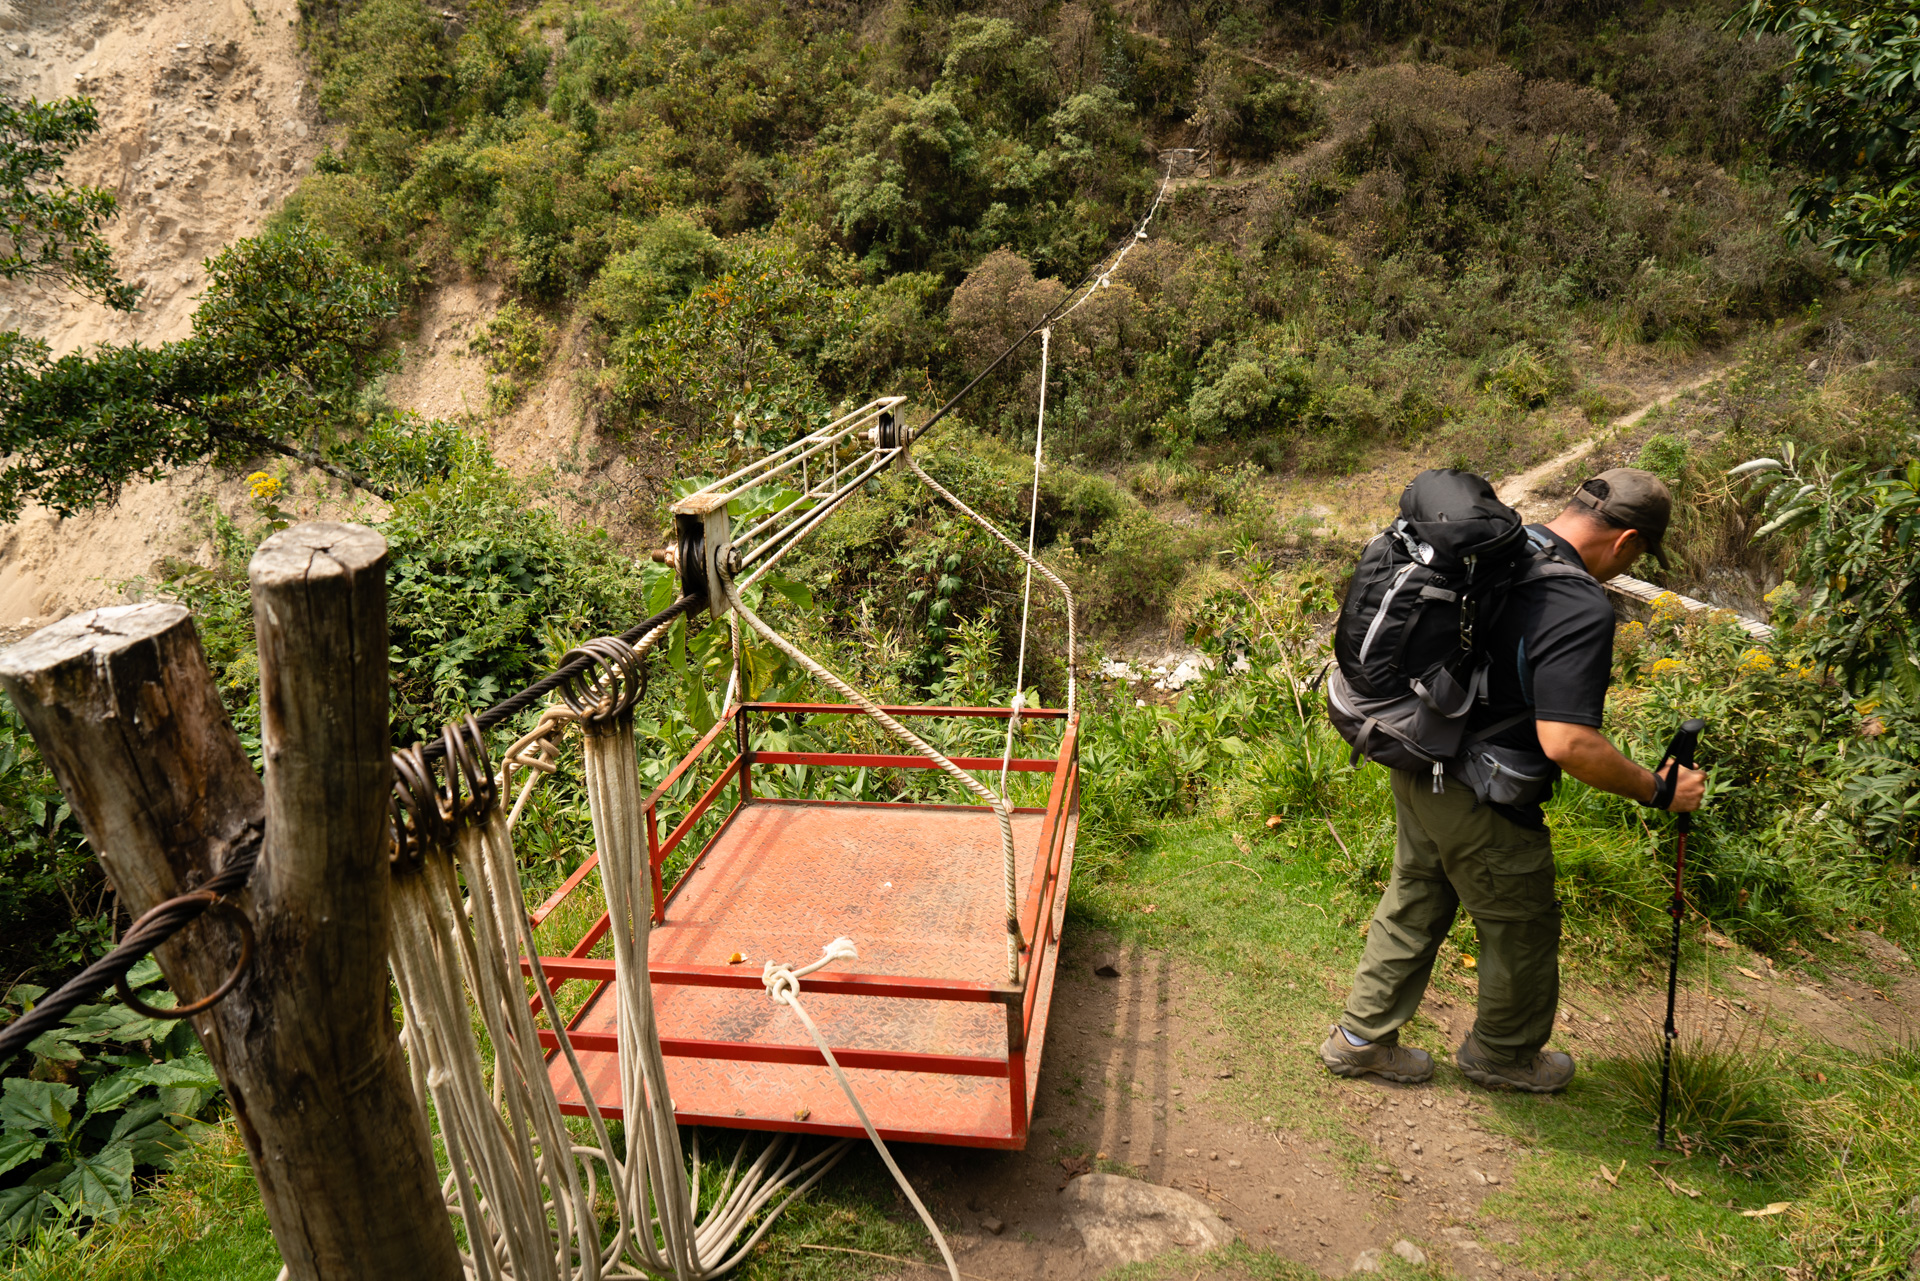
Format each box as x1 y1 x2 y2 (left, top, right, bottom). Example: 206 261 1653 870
1059 1172 1234 1267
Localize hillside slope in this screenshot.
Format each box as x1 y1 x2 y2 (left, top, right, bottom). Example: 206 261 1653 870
0 0 321 633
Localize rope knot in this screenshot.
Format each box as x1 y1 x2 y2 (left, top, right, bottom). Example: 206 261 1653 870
761 961 801 1006
762 937 858 1006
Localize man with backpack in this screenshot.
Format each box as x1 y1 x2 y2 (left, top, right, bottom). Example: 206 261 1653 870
1320 468 1706 1092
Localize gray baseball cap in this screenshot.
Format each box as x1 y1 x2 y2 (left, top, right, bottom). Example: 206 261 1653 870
1572 468 1673 569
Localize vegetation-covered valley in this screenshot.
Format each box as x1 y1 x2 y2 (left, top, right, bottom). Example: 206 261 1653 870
4 0 1920 1275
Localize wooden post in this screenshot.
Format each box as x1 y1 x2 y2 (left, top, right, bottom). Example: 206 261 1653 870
0 523 461 1280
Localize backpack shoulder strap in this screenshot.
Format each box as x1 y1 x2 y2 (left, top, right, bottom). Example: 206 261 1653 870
1513 527 1592 583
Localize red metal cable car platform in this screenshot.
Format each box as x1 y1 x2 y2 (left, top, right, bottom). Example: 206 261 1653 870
525 701 1079 1149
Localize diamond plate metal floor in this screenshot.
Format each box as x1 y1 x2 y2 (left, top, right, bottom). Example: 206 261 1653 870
547 798 1073 1147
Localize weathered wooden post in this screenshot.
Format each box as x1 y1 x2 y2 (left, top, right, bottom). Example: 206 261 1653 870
0 522 461 1279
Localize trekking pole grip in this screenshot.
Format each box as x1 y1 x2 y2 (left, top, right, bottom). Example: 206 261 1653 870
1658 718 1705 833
1660 718 1704 771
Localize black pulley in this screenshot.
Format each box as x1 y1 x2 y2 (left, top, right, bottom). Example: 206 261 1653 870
674 511 707 602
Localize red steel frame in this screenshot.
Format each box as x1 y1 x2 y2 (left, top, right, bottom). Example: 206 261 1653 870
521 701 1080 1148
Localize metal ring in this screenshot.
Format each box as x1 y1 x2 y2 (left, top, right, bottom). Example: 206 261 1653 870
115 895 255 1019
390 742 450 869
442 714 497 826
556 635 645 721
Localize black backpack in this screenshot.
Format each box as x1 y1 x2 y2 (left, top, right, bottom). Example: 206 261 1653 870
1325 469 1585 792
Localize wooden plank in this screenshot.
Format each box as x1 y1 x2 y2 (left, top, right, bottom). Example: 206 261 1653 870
1605 573 1774 639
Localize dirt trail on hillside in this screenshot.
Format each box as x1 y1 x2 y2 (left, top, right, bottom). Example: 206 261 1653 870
1495 366 1730 522
0 0 323 635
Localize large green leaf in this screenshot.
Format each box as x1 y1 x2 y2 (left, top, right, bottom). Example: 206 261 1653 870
0 1079 77 1137
58 1144 134 1218
84 1067 151 1115
139 1056 221 1092
87 1052 219 1115
0 1130 47 1177
0 1163 71 1243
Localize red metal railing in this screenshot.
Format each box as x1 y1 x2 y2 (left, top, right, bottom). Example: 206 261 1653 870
521 700 1079 1145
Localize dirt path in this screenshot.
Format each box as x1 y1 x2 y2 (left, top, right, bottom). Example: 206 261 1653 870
851 920 1920 1281
867 930 1539 1281
1494 367 1730 522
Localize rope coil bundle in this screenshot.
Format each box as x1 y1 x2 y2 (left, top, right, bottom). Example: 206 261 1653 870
385 691 859 1281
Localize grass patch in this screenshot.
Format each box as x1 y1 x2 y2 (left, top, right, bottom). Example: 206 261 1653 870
1077 812 1920 1279
1599 1025 1794 1158
1 1122 279 1281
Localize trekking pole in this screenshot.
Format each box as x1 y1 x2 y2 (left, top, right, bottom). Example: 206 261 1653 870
1655 717 1706 1151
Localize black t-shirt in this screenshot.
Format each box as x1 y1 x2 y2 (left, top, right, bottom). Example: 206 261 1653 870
1465 525 1615 828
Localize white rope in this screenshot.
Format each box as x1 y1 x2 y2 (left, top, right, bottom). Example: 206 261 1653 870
383 638 858 1279
999 326 1049 798
722 612 742 713
763 941 960 1281
728 593 1026 982
1048 164 1173 329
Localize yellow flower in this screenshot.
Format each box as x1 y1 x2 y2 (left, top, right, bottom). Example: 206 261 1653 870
247 471 282 502
1649 658 1688 677
1651 591 1689 629
1737 649 1775 672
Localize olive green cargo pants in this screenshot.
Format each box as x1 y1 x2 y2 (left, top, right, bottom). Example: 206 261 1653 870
1339 770 1561 1066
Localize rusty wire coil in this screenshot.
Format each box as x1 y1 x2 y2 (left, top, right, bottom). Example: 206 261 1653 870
441 714 498 824
555 636 646 722
116 895 255 1019
390 715 498 869
390 743 447 871
0 823 264 1060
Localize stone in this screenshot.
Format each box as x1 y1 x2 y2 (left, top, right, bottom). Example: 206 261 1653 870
1352 1247 1385 1273
1394 1239 1429 1265
1061 1173 1235 1268
979 1215 1004 1235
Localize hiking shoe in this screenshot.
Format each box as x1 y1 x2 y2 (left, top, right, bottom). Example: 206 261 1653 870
1456 1031 1575 1093
1318 1026 1434 1084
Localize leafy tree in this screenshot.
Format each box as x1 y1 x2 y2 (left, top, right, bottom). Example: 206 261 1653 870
1737 442 1920 692
0 225 399 518
1741 0 1920 274
0 95 139 310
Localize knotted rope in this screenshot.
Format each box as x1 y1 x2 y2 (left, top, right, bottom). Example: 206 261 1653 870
762 940 959 1281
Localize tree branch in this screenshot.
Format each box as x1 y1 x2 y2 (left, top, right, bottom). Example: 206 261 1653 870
237 432 396 502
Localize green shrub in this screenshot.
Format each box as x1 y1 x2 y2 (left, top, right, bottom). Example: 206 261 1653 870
309 0 452 179
1193 53 1322 161
0 963 223 1243
588 212 726 332
468 299 557 413
0 705 99 986
1636 432 1689 483
1187 358 1312 438
1482 343 1571 409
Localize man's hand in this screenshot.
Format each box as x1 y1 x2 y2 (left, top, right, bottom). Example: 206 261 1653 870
1537 721 1707 812
1657 759 1707 813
